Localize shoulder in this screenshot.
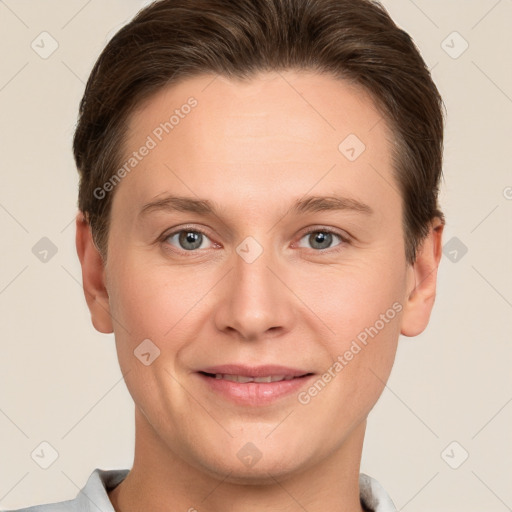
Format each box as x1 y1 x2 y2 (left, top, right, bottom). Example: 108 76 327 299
4 468 130 512
5 500 76 512
359 473 397 512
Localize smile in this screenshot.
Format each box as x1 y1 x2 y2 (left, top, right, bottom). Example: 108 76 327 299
200 372 309 383
196 366 315 405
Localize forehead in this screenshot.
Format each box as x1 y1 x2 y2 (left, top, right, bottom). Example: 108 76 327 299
116 70 399 224
127 69 392 159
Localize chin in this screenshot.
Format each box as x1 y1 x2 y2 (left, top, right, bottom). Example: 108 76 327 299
202 457 306 485
186 435 316 484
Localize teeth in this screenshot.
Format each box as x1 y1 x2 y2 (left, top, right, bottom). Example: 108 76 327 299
233 375 254 383
213 374 293 383
254 376 272 383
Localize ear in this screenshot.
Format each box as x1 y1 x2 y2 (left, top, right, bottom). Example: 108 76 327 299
75 211 113 334
400 217 444 337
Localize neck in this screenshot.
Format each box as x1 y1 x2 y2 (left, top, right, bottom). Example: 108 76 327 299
109 408 368 512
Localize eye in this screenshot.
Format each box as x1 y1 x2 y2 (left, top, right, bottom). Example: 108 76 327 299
164 228 215 251
160 226 349 254
297 228 349 251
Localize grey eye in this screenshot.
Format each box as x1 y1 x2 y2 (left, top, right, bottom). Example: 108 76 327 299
166 230 212 251
298 231 344 251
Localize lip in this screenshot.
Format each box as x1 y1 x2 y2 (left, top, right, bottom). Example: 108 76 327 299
199 364 311 378
196 364 315 406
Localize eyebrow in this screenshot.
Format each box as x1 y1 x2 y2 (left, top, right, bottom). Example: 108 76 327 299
139 194 374 218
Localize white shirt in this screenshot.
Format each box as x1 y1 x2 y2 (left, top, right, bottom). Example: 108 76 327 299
5 468 397 512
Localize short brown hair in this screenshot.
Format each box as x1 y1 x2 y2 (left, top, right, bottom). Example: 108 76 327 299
73 0 445 265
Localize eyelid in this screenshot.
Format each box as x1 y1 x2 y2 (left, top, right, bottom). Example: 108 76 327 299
159 224 218 251
299 226 351 242
294 226 352 251
159 224 351 254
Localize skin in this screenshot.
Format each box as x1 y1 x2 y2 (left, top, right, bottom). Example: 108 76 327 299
76 70 444 512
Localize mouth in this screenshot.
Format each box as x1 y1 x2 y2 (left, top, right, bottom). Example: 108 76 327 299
198 371 314 383
196 365 315 405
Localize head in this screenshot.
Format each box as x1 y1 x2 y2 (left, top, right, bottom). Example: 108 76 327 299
75 0 444 482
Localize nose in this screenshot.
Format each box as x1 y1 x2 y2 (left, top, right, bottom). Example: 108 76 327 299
213 239 296 341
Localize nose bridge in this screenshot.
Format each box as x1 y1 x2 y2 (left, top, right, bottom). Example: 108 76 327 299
235 236 276 299
213 234 294 340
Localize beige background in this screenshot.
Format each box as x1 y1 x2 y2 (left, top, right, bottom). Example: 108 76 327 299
1 1 511 510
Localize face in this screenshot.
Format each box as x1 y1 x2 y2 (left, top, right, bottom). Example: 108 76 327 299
79 70 440 482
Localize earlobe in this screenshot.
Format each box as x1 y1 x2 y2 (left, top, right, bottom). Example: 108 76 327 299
75 211 114 334
400 218 444 337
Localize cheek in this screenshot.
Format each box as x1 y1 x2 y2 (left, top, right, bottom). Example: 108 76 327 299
303 288 401 436
107 254 207 339
304 251 404 397
301 253 405 340
105 260 194 413
109 266 166 338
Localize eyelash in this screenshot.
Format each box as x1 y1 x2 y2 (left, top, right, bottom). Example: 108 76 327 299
159 225 351 255
298 227 351 251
